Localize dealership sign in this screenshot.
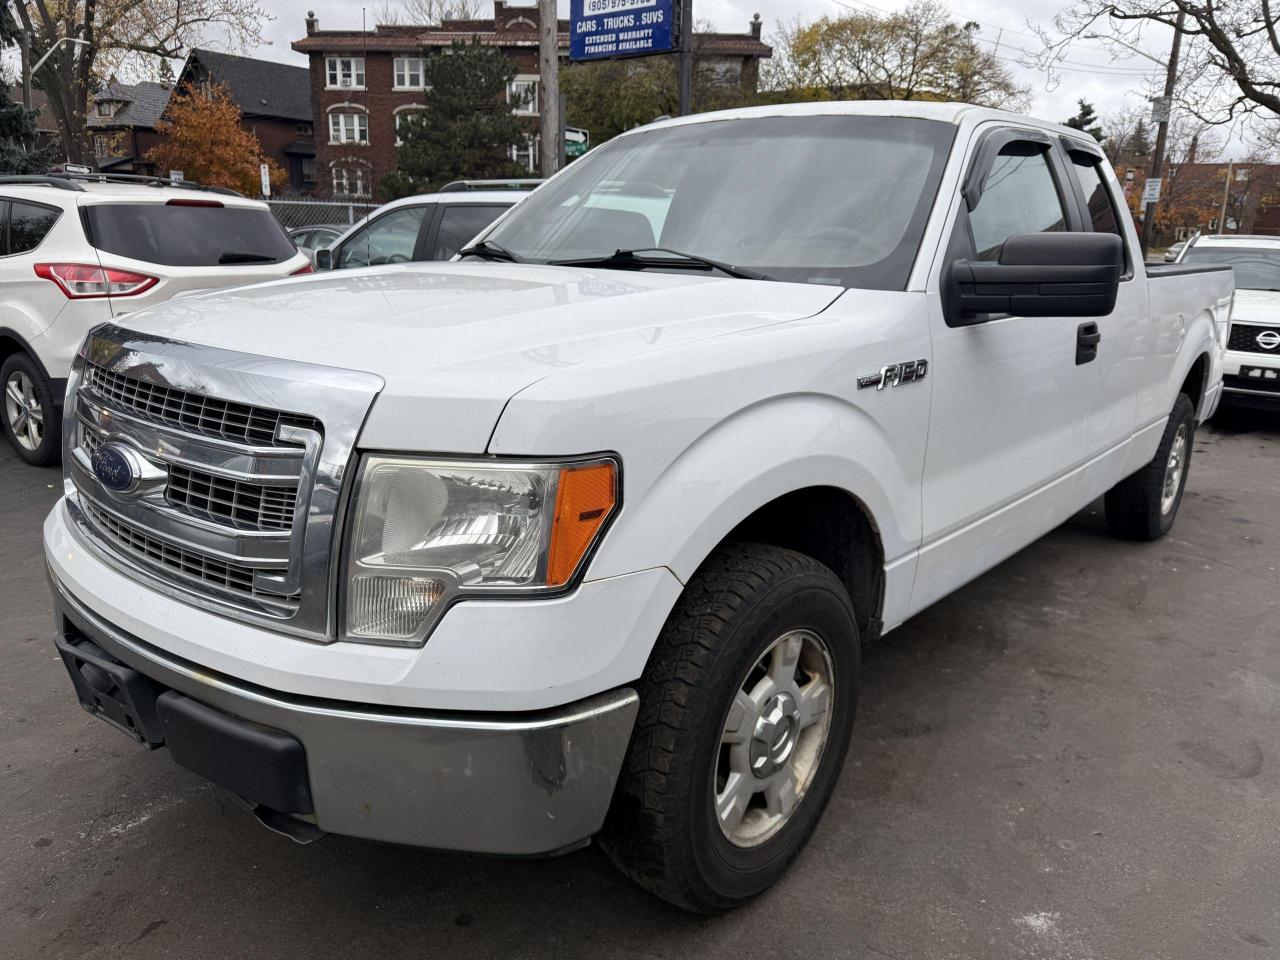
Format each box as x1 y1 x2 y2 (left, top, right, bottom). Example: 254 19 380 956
570 0 675 62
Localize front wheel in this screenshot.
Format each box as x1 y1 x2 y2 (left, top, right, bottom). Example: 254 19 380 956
1 353 61 466
600 543 859 913
1104 393 1196 541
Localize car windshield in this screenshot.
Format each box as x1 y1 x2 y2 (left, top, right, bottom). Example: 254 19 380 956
480 115 955 289
1181 246 1280 291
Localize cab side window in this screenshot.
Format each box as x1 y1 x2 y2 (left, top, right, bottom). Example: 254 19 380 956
8 201 59 255
1068 156 1122 238
969 146 1067 260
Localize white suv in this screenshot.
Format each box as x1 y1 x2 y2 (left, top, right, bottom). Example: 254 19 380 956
0 173 311 465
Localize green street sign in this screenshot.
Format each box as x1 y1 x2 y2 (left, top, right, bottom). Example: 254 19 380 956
566 126 590 159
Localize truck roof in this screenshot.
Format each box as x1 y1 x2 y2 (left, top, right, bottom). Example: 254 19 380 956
629 100 1099 146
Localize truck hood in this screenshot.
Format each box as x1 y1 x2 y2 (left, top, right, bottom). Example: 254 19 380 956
1231 287 1280 324
114 262 843 452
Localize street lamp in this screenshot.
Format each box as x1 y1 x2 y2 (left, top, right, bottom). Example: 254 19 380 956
29 36 91 78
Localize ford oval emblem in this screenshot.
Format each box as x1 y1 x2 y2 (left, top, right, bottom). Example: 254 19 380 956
91 443 137 493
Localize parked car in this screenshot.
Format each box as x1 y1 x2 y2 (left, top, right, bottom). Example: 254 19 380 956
45 102 1230 914
1178 234 1280 409
0 173 312 465
287 224 344 265
315 183 535 271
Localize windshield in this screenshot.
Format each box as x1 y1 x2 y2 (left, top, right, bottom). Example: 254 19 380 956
85 203 296 267
480 115 955 289
1181 245 1280 291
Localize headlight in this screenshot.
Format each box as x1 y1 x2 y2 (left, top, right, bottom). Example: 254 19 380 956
342 455 618 644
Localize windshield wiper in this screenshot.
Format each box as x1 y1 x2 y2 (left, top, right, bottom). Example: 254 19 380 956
218 251 278 264
458 239 524 263
549 247 772 281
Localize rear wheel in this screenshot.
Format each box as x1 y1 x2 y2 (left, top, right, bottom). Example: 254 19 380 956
1104 393 1195 541
1 353 60 466
600 543 859 913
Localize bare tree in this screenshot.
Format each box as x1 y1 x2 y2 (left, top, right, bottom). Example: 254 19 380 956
1036 1 1280 126
763 1 1028 110
374 0 484 26
14 0 269 164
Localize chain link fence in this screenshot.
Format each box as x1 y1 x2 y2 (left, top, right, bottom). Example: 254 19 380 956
266 197 380 231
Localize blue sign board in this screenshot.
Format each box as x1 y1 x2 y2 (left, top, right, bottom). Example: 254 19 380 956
569 0 676 62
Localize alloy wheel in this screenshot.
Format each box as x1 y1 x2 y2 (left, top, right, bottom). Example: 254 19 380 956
3 370 43 453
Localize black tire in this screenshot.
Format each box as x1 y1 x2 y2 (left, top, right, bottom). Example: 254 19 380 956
1 352 61 467
1104 393 1196 541
600 542 860 913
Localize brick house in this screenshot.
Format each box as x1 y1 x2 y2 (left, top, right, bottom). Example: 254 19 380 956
88 81 172 175
175 50 317 193
292 1 772 199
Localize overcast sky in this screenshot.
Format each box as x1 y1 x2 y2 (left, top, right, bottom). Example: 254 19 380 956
248 0 1178 129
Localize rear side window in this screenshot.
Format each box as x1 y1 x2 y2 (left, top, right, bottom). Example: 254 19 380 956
433 205 507 260
84 203 296 267
969 146 1067 260
1069 157 1122 237
8 201 60 255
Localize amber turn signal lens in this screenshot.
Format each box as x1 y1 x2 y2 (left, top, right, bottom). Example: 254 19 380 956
546 461 617 587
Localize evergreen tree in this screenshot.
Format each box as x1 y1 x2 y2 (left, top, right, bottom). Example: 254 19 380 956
1064 99 1104 142
384 39 528 199
1128 119 1153 157
0 86 56 173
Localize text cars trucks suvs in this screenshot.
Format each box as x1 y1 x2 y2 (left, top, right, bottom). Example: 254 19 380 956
45 103 1230 913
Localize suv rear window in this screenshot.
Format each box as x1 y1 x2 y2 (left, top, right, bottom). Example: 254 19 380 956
84 203 295 267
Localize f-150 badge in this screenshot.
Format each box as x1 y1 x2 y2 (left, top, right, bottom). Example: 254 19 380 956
858 359 928 391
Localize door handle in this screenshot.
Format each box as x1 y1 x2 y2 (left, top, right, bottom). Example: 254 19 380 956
1076 322 1101 365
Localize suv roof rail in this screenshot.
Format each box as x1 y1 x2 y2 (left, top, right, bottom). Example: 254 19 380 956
438 178 542 193
0 171 244 198
0 175 85 192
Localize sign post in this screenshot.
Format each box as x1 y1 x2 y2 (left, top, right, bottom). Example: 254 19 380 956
259 163 271 198
1141 178 1162 206
569 0 676 62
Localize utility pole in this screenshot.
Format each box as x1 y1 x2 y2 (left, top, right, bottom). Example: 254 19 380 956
18 30 31 112
1140 10 1185 257
538 0 560 178
677 0 693 116
1219 161 1233 234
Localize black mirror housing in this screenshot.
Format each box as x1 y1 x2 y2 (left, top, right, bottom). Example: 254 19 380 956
315 247 334 271
949 232 1123 324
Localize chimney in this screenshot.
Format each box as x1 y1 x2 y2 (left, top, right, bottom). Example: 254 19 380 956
305 10 317 35
1187 133 1199 164
750 13 762 39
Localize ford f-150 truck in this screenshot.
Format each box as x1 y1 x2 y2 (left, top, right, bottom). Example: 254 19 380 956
45 102 1231 913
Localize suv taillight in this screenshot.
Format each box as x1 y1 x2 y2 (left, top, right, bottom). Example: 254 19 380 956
34 263 158 299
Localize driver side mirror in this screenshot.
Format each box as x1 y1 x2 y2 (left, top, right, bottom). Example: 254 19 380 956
315 247 334 271
947 232 1123 325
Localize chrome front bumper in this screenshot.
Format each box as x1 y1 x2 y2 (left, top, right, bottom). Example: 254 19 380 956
50 573 639 856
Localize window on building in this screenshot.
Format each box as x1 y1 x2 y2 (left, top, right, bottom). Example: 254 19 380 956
326 56 366 89
297 122 313 136
394 57 425 89
508 78 538 116
509 136 538 173
395 109 426 145
301 158 317 185
95 101 115 118
329 112 369 144
968 146 1067 261
93 134 112 158
332 163 370 197
1236 167 1251 182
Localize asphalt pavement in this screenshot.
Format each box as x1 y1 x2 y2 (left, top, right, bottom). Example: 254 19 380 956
2 407 1278 959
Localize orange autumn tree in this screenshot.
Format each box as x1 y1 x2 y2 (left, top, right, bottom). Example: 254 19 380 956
146 83 286 195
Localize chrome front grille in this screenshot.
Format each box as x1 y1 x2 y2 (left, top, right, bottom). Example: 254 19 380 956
84 362 321 449
67 325 384 639
82 496 269 602
166 464 298 532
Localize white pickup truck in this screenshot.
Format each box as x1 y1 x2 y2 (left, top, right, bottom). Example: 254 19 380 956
45 102 1231 913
